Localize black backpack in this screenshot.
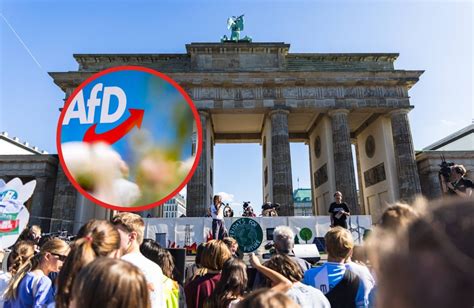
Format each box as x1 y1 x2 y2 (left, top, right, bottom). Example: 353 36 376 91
325 269 360 308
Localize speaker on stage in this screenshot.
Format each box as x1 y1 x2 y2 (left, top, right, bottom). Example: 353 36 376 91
293 244 321 264
166 248 186 285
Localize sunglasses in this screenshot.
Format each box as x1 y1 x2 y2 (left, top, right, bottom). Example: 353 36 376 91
51 253 67 262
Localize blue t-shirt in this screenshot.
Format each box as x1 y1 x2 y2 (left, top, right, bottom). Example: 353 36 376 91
303 262 368 307
4 272 55 308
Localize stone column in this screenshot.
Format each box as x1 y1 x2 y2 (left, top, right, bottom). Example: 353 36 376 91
52 165 78 233
30 176 49 230
353 141 365 214
186 111 211 217
329 109 360 214
270 109 294 216
390 109 421 202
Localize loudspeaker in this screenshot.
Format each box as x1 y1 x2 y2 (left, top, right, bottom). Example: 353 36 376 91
266 228 275 241
167 248 186 285
293 244 321 263
313 237 326 252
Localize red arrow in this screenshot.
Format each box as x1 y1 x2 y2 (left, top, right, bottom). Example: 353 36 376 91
83 109 145 144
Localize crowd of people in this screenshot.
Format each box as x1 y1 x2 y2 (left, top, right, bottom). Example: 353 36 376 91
0 194 471 307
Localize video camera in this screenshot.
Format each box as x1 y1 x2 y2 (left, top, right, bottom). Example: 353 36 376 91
439 155 455 181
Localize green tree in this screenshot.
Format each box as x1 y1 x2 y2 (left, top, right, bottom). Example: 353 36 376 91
299 228 313 244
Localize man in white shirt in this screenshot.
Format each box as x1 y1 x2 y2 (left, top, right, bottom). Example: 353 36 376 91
210 195 227 240
112 212 165 307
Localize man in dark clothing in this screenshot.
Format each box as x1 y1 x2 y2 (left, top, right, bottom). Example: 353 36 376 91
441 165 473 198
329 191 351 229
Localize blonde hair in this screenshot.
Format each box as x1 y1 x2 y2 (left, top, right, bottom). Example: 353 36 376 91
325 227 354 260
56 220 121 308
380 203 419 231
222 237 238 248
4 238 69 300
30 225 41 235
200 240 232 271
111 212 145 244
7 241 35 275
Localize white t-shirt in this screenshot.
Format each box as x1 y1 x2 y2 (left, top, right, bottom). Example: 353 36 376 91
122 252 165 307
210 203 224 220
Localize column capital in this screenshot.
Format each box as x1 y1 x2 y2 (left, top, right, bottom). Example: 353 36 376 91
269 108 290 117
328 108 350 117
388 108 411 117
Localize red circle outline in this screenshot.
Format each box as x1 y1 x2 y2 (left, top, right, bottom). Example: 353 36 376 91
56 66 203 212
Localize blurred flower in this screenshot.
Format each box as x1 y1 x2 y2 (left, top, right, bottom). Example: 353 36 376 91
62 142 140 206
178 156 195 175
113 178 141 206
135 150 196 203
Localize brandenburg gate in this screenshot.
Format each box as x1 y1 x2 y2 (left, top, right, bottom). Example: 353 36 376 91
51 41 422 220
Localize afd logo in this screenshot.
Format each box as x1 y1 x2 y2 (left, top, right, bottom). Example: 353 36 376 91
63 83 144 144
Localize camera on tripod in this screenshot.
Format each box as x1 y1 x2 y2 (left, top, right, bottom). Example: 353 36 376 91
439 156 455 181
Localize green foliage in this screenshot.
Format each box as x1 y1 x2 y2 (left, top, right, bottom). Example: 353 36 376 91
299 228 313 243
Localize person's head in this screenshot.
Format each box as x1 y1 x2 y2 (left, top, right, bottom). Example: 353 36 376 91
451 164 467 181
325 226 354 262
76 219 101 238
38 234 55 248
264 254 303 285
56 220 121 308
236 288 299 308
207 258 248 308
70 258 150 308
223 237 239 256
19 225 42 244
380 203 419 231
213 195 222 205
200 240 232 271
195 242 206 267
111 212 145 254
224 206 234 217
29 225 41 243
7 241 35 275
273 226 294 254
334 191 343 203
140 239 175 279
4 238 70 300
374 198 474 308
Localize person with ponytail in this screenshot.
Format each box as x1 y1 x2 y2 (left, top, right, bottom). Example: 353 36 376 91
3 238 70 308
0 241 35 307
55 220 121 308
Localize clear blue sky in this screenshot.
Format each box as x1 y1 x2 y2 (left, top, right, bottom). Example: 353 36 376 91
1 0 472 214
